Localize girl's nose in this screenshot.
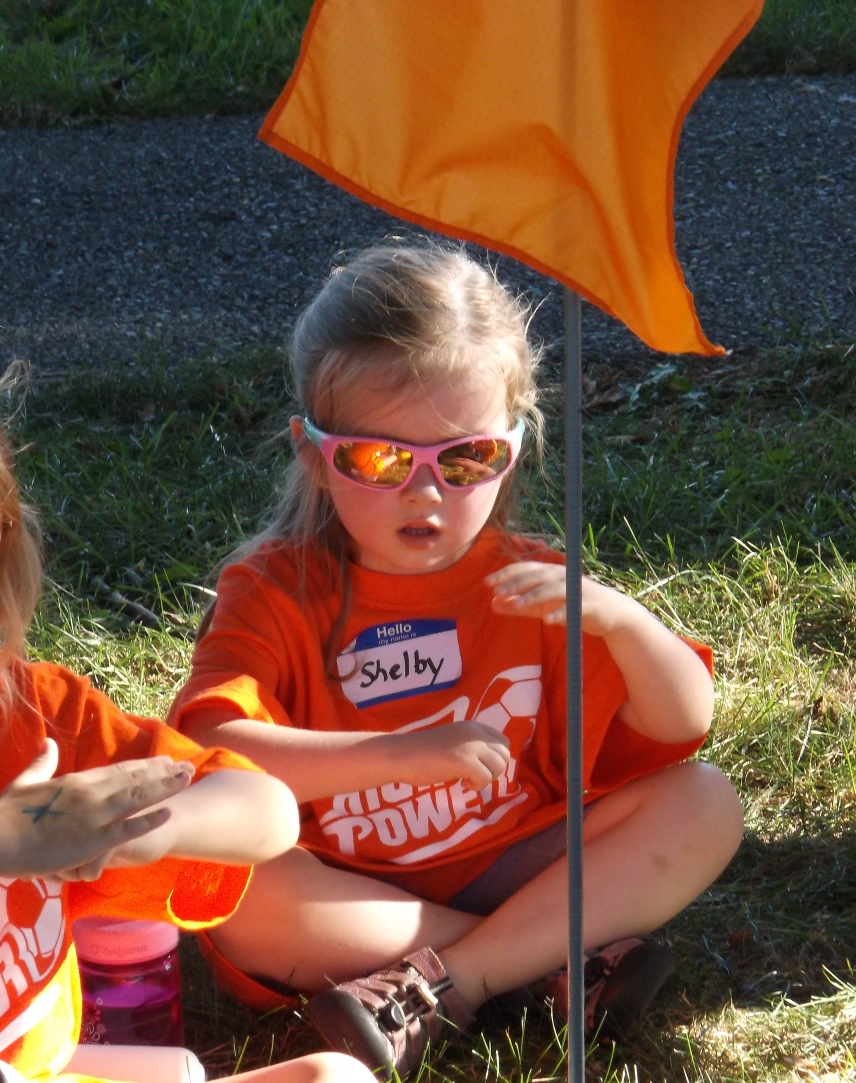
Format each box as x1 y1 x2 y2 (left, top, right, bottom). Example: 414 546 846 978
402 463 443 502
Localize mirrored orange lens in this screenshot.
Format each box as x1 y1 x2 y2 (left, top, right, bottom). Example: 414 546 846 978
437 439 511 486
334 442 413 486
332 437 513 488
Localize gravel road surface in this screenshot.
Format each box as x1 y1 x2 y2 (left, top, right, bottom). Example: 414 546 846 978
1 73 855 372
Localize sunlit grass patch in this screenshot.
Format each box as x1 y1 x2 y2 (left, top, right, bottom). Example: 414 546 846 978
691 978 856 1081
29 592 193 719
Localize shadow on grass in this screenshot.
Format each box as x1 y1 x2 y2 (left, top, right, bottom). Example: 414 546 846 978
667 827 856 1011
176 827 856 1080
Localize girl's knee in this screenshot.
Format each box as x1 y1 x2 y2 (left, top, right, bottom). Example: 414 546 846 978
303 1052 376 1083
675 761 744 852
242 1052 375 1083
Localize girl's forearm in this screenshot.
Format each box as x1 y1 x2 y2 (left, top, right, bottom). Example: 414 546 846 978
162 770 300 864
183 713 420 804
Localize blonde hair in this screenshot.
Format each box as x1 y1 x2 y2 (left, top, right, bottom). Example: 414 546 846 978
254 242 542 562
0 409 42 722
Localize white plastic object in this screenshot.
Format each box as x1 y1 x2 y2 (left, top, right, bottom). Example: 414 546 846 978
0 1058 26 1083
62 1043 206 1083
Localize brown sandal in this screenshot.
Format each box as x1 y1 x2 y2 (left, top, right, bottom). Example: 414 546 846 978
550 938 676 1040
307 947 475 1080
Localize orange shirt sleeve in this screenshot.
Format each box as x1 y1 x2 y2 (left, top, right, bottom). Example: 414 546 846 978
168 560 298 730
26 663 261 930
169 546 341 735
583 636 713 801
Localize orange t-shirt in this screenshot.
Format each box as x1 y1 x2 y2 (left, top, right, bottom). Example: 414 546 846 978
170 529 712 905
0 660 259 1082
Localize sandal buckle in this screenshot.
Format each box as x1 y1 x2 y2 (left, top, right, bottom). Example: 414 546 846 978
414 979 439 1010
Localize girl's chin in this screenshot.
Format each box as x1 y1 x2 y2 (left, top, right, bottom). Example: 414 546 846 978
354 533 474 575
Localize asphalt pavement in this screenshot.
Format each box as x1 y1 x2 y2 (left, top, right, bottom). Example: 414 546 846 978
1 73 855 372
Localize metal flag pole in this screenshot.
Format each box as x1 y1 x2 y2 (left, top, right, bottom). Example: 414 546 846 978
563 287 585 1083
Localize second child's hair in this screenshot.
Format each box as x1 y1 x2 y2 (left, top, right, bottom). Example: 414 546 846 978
255 243 542 564
0 423 42 724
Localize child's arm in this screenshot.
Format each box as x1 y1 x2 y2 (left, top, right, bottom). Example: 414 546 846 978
0 739 299 883
101 766 299 875
181 714 510 806
0 738 192 879
488 563 714 744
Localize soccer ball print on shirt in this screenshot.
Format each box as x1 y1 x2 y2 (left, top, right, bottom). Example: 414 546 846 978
322 637 543 864
0 876 68 1051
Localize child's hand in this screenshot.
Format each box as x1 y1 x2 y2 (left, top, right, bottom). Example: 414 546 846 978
488 566 645 637
0 739 194 881
487 562 566 624
394 721 511 791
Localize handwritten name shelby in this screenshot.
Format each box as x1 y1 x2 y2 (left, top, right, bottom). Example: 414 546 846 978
360 648 443 688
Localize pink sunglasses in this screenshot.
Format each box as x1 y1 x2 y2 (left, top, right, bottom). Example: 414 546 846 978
302 417 525 490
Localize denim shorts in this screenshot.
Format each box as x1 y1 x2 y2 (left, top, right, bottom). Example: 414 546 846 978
447 819 569 916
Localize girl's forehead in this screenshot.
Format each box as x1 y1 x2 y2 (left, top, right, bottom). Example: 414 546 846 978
335 369 509 440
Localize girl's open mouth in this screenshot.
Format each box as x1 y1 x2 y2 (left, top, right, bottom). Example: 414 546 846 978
399 525 439 538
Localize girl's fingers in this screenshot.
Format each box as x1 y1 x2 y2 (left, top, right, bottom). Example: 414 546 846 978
111 806 172 845
72 851 115 883
75 755 186 790
48 810 170 881
96 759 194 822
488 566 564 595
503 583 565 607
7 738 59 790
493 587 565 621
486 561 551 584
54 866 86 883
482 749 510 779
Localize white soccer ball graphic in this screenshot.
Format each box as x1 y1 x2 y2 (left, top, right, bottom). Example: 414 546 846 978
0 876 66 983
471 665 542 748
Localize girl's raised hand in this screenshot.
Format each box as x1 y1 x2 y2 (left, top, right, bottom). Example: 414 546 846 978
488 566 643 636
487 562 566 624
0 739 194 881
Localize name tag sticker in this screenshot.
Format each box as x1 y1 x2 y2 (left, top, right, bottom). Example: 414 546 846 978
338 619 462 708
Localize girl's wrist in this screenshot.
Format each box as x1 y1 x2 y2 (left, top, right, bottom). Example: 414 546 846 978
363 731 408 784
588 593 652 642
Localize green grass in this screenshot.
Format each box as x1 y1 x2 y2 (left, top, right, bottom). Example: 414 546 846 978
1 0 855 127
725 0 856 75
0 0 312 125
11 337 856 1079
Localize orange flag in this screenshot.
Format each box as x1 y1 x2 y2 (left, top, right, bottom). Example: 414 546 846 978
260 0 762 355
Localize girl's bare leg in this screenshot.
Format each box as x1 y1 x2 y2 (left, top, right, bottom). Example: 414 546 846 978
207 845 481 989
580 760 743 950
441 760 743 1008
211 761 742 1011
234 1052 376 1083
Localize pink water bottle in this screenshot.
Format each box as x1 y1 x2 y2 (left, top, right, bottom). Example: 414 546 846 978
73 918 184 1046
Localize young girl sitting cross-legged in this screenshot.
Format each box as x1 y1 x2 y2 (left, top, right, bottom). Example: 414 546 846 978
0 414 372 1083
168 243 744 1078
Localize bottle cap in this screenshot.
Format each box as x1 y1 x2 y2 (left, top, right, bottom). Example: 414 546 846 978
73 917 179 965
